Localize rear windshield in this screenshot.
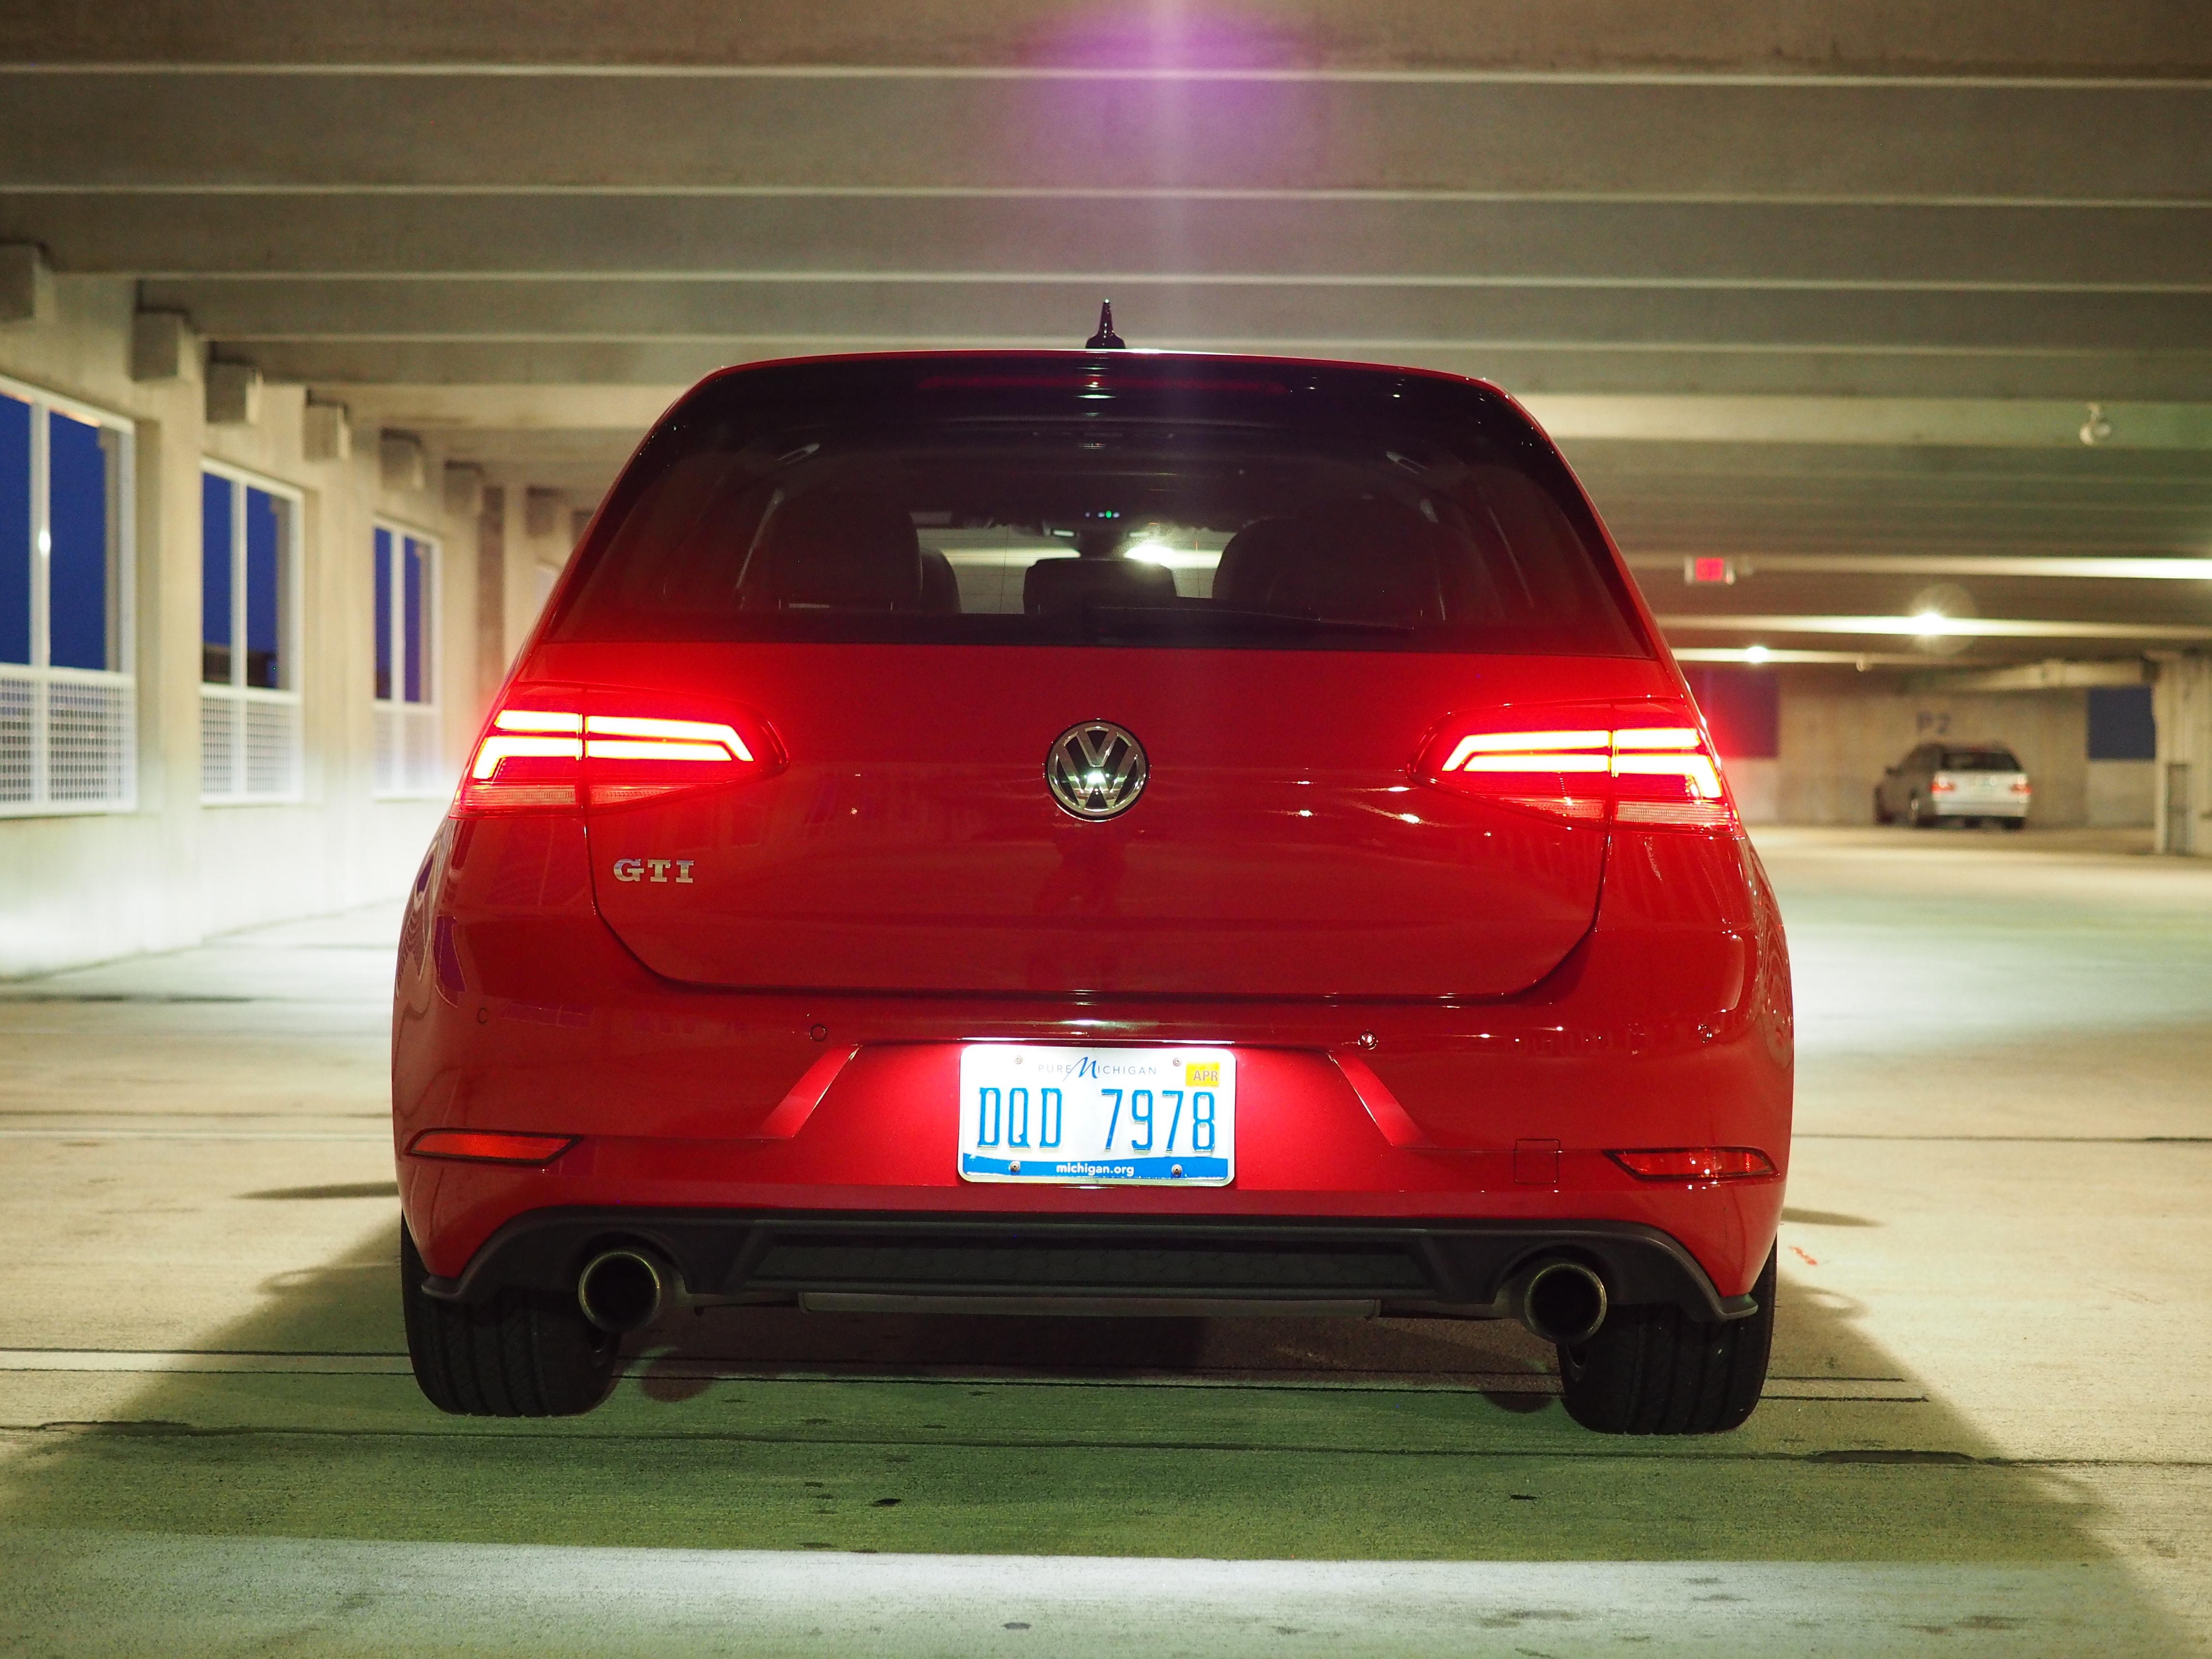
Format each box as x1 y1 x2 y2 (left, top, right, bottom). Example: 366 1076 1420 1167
1943 749 2024 772
553 359 1648 656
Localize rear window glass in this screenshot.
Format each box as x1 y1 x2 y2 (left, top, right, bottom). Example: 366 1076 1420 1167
1942 749 2023 771
553 360 1648 657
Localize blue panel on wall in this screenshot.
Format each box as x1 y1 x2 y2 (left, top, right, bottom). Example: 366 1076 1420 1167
0 394 28 665
245 486 282 689
373 528 393 700
47 413 108 671
2087 685 2156 760
202 472 233 683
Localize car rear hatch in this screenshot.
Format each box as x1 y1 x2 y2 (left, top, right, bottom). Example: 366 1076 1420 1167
520 646 1690 998
496 353 1681 1000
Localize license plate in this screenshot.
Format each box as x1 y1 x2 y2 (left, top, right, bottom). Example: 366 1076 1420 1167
958 1046 1236 1186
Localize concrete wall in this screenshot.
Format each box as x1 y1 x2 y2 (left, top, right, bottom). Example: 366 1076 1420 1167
1773 676 2091 827
0 277 491 975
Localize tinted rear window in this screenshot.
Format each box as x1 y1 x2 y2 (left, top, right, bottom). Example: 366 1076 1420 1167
1943 749 2024 771
553 358 1648 657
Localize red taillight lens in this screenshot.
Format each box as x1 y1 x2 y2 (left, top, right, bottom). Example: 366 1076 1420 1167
1930 775 1956 793
1610 1147 1776 1182
2010 779 2032 795
408 1129 577 1164
455 697 779 817
1419 713 1735 831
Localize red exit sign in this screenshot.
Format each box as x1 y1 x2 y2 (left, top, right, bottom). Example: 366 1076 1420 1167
1683 556 1736 585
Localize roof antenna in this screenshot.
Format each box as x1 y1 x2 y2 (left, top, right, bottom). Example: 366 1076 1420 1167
1085 300 1126 350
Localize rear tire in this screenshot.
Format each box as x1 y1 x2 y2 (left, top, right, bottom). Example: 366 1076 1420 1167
401 1228 618 1416
1908 793 1936 829
1872 788 1895 826
1557 1247 1776 1434
2001 817 2025 832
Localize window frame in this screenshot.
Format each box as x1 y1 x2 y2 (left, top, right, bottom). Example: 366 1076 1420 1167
198 460 305 806
371 519 444 799
0 370 136 819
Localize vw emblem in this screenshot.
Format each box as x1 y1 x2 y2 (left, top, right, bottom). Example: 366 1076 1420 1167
1046 721 1148 820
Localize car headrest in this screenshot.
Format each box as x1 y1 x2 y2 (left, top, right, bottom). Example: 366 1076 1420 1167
745 490 924 610
1214 500 1444 625
1022 555 1179 615
918 546 962 614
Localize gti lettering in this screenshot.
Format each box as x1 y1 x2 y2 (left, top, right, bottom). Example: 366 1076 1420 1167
611 857 693 885
612 858 644 883
647 859 673 883
674 860 695 884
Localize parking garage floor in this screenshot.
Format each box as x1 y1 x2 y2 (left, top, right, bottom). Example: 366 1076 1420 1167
1 827 2208 1657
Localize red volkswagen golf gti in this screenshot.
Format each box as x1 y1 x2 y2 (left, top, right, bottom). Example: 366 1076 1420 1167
393 348 1791 1434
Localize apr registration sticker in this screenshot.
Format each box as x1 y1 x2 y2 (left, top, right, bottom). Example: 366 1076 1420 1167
957 1046 1237 1186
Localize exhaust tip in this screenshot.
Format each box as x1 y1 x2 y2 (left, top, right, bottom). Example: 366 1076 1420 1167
1518 1259 1609 1346
577 1248 668 1334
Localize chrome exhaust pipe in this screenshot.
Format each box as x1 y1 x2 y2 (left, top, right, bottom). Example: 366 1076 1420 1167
577 1247 672 1334
1514 1259 1609 1345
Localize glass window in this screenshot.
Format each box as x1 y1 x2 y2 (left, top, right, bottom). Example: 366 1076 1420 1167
199 467 301 804
201 472 232 684
47 412 115 673
0 392 29 666
372 526 441 795
373 527 393 701
553 362 1648 658
0 377 134 817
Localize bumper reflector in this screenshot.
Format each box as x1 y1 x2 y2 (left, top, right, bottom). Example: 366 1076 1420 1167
1609 1146 1776 1182
408 1129 577 1165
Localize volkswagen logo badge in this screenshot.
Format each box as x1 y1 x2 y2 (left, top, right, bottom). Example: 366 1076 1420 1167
1046 721 1148 820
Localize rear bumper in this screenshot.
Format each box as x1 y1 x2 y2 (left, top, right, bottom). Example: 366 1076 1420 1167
421 1207 1756 1323
1933 796 2029 817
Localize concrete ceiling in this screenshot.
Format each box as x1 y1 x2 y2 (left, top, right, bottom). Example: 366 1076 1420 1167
4 1 2210 666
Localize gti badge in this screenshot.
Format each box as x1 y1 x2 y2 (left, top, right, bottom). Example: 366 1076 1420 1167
1046 721 1147 820
612 858 695 884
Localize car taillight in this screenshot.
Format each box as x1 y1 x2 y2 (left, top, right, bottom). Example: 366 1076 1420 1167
2010 779 2032 794
1930 775 1956 793
1421 715 1735 831
1610 1147 1776 1181
455 697 779 816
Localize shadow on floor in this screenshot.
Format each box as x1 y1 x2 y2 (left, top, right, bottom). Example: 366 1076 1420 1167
0 1211 2173 1620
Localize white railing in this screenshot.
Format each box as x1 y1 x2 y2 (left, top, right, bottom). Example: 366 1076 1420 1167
374 702 446 798
199 685 301 804
0 664 135 816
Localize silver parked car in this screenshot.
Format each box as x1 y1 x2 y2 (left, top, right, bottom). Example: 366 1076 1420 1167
1875 743 2031 830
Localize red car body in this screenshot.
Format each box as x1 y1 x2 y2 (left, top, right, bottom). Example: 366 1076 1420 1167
393 349 1791 1428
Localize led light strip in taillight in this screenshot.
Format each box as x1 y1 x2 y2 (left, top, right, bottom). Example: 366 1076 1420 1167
457 706 764 815
1430 722 1733 830
469 709 753 781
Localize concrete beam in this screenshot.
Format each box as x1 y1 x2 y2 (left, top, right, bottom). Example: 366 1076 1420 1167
130 277 2212 355
1657 613 2212 641
378 431 426 491
5 1 2211 75
1628 554 2212 578
0 73 2207 201
1929 659 2151 689
1535 397 2212 450
225 337 2212 402
301 397 350 460
14 195 2208 284
129 308 198 380
204 359 262 424
0 241 52 325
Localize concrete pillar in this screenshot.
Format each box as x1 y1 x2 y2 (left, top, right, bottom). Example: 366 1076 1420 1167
2152 654 2212 856
474 485 507 713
